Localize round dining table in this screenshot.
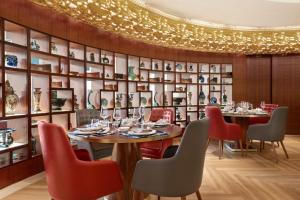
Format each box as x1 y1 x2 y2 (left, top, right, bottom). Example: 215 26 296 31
68 124 182 200
222 112 270 147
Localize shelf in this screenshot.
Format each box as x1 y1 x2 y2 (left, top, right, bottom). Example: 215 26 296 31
0 143 27 153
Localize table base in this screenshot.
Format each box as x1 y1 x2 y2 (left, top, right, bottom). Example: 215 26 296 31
225 143 257 152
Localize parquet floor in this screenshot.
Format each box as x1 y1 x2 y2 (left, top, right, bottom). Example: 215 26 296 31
2 135 300 200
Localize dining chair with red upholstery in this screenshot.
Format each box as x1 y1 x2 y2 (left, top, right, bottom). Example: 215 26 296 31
38 121 123 200
139 108 174 159
205 106 243 159
249 104 279 125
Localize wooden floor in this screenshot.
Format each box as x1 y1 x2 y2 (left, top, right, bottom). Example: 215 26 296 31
2 135 300 200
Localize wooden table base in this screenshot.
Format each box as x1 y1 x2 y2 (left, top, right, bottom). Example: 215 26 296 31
112 143 142 200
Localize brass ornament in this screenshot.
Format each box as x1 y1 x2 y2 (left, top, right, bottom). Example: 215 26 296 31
31 0 300 54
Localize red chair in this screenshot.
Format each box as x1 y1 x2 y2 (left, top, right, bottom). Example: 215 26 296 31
38 122 123 200
205 106 243 159
139 108 174 159
249 104 279 125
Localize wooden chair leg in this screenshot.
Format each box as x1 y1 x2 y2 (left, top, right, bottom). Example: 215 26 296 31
259 140 262 152
218 140 222 159
262 141 265 149
221 140 224 156
280 140 289 159
271 142 279 163
181 197 187 200
158 195 160 200
239 139 244 157
246 138 249 157
196 191 202 200
206 138 210 150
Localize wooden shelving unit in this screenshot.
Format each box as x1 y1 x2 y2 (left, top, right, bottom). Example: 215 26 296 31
0 18 233 171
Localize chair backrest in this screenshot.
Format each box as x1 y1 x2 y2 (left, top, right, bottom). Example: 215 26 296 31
76 109 100 127
149 108 174 123
38 122 78 198
205 106 226 139
267 106 288 140
171 119 209 195
263 104 279 113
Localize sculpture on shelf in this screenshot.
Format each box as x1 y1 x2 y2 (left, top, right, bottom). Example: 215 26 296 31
199 74 205 83
33 88 42 112
5 55 18 67
222 88 228 104
154 92 160 106
69 51 75 58
115 93 123 108
0 128 15 148
140 62 145 68
199 86 206 104
87 90 96 109
31 40 40 51
163 94 169 106
51 91 67 110
101 98 108 107
140 97 147 106
211 64 217 73
154 63 159 70
51 42 58 53
5 80 20 114
128 66 137 80
90 53 95 62
74 94 79 110
166 63 171 71
188 92 192 105
31 136 37 155
175 107 181 120
102 54 110 64
128 93 134 107
189 65 193 71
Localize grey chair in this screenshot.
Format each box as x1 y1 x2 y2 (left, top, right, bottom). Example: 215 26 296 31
76 109 113 160
246 107 289 162
132 119 209 200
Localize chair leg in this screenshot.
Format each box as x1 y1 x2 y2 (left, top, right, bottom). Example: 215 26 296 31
277 141 280 147
221 140 224 155
218 140 222 159
206 138 210 150
133 190 143 200
271 142 279 163
196 191 202 200
181 197 187 200
246 138 249 157
158 195 160 200
280 140 289 159
259 140 262 152
239 139 244 157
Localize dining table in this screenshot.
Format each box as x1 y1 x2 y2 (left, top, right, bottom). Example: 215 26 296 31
68 124 182 200
222 111 270 151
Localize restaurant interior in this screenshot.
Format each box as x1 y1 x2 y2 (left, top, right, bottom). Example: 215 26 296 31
0 0 300 200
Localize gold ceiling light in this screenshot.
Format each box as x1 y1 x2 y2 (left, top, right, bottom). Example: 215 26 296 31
31 0 300 54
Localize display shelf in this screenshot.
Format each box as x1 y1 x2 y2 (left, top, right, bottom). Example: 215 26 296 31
0 18 233 176
4 21 27 46
0 152 10 168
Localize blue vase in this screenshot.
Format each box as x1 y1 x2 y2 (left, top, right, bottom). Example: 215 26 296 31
5 55 18 67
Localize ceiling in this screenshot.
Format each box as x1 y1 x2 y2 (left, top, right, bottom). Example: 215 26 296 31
137 0 300 29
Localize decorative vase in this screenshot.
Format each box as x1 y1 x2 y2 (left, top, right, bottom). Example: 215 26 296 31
101 98 108 107
128 93 134 107
211 64 216 73
210 96 218 104
128 66 137 80
199 86 206 104
115 93 123 108
154 63 159 70
140 97 147 106
90 53 95 62
5 55 18 67
199 74 205 83
5 80 19 114
69 51 75 58
33 88 42 112
102 54 110 64
176 63 182 71
189 65 193 71
188 92 192 105
175 107 181 120
222 88 228 104
0 128 15 148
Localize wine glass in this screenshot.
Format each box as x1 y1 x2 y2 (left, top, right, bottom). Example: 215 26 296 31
260 101 265 109
90 118 99 127
132 107 141 125
100 107 110 126
113 108 122 122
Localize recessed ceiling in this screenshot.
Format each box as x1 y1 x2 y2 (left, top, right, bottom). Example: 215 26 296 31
137 0 300 28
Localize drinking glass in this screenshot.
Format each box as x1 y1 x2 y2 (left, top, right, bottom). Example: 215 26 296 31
100 107 110 127
113 108 122 122
90 118 99 127
260 101 265 109
132 107 141 125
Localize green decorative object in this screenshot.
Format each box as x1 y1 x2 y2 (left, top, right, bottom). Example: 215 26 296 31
101 98 108 107
5 80 20 114
176 63 182 71
87 90 95 109
222 89 228 104
140 97 147 106
154 92 160 106
128 66 137 80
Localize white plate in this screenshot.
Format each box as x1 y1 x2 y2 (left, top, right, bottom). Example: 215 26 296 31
128 130 156 136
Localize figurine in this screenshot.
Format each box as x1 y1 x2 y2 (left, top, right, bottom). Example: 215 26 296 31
5 80 20 114
33 88 42 112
